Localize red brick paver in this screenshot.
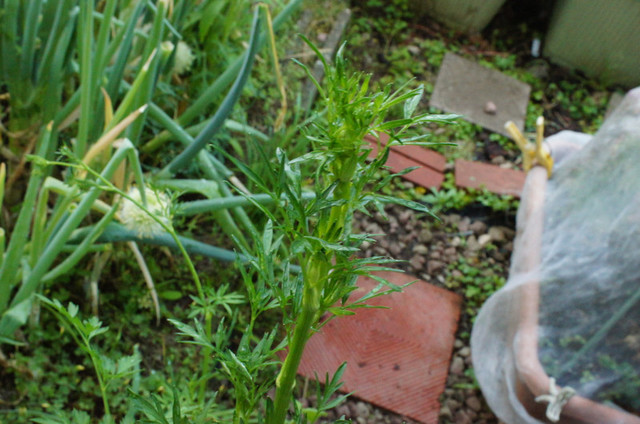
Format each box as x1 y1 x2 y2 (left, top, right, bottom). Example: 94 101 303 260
294 271 462 424
455 158 526 197
365 133 447 173
364 133 528 199
365 134 446 189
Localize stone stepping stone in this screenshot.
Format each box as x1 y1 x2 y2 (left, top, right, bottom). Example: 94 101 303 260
294 271 462 424
430 52 531 136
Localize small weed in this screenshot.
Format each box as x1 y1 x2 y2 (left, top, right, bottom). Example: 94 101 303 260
447 257 506 317
488 132 518 152
418 38 450 69
422 174 519 214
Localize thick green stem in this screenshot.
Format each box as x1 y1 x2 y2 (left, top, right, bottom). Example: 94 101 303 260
269 157 357 423
270 302 317 424
269 258 325 424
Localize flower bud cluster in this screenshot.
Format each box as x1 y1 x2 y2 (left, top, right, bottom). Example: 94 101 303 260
119 187 172 237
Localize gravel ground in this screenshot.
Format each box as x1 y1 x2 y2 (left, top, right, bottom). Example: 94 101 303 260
316 196 516 424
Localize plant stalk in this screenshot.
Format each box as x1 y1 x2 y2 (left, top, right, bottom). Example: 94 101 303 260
269 303 317 424
269 257 324 424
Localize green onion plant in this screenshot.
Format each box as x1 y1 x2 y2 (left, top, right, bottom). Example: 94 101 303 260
0 0 303 343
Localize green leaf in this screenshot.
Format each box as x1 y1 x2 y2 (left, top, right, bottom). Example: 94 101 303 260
171 386 184 424
368 194 437 219
0 297 33 338
226 350 253 382
292 58 325 100
160 7 263 177
304 236 359 253
5 297 32 324
114 353 141 379
291 237 312 255
169 318 213 349
391 134 431 144
70 409 92 424
199 2 225 41
158 290 183 301
129 390 170 424
403 84 423 119
302 407 327 423
413 112 460 124
327 307 355 317
375 118 414 131
85 316 108 340
101 355 116 375
263 219 274 253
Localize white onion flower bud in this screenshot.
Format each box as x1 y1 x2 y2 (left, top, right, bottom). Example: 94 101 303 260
173 40 195 75
119 187 172 238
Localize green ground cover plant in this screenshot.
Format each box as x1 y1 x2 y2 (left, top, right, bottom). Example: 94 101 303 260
446 256 505 318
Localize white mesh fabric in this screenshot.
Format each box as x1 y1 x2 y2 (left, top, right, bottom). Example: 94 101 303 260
471 87 640 423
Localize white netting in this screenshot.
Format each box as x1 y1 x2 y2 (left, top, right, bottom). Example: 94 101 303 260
471 87 640 424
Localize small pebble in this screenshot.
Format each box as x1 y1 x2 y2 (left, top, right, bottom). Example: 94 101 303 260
439 405 453 420
409 255 425 269
388 244 403 257
467 235 482 251
444 246 458 260
355 401 369 417
450 356 465 375
427 259 445 274
445 399 461 410
398 210 413 224
478 234 492 246
466 396 483 412
407 45 420 55
455 410 473 424
484 101 497 115
418 228 433 243
458 217 471 232
412 244 429 254
469 220 488 235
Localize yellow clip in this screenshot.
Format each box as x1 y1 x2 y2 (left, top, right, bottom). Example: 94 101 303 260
504 117 553 177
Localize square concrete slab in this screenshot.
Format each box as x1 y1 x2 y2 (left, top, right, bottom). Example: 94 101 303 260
294 271 462 424
430 52 531 136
